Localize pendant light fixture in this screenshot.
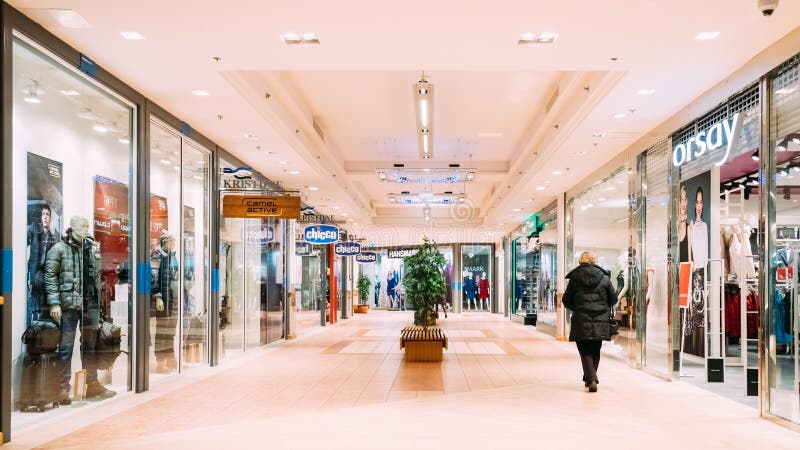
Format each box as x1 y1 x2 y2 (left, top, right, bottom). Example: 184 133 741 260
413 74 434 159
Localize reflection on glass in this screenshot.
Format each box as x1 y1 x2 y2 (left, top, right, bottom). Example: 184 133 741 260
769 64 800 424
12 37 133 426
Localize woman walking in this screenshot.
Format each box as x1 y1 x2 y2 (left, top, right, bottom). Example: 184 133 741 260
562 251 619 392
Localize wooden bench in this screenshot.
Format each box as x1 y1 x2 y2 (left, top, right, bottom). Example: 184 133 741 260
400 326 448 362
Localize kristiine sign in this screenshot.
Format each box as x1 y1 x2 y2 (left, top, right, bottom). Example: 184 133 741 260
672 113 743 167
303 224 339 244
334 241 361 256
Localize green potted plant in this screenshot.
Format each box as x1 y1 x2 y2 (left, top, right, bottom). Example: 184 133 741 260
355 273 372 314
402 237 447 328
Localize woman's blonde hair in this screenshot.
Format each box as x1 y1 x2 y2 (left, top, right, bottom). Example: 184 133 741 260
578 251 597 265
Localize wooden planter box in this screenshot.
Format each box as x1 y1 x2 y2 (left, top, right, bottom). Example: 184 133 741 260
354 304 370 314
400 326 448 362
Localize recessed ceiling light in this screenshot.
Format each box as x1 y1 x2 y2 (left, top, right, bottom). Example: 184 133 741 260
288 170 300 175
60 89 80 96
498 223 505 226
46 9 91 29
160 158 171 165
308 186 319 191
279 161 288 165
637 88 656 96
92 122 107 133
695 31 720 40
536 186 546 191
552 170 562 175
513 208 522 212
332 206 340 210
191 90 210 97
518 32 558 45
543 180 552 185
281 32 320 45
243 133 258 139
613 112 627 119
120 31 145 40
592 132 605 138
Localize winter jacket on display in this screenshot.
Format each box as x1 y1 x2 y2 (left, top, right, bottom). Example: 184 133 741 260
562 263 619 342
386 276 397 296
515 278 527 300
44 232 86 311
82 237 102 307
464 277 478 299
151 247 179 317
27 222 59 294
478 278 489 299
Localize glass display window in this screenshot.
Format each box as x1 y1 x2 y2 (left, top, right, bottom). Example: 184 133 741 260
148 120 211 380
767 58 800 424
461 244 492 312
10 35 135 427
511 205 557 331
291 222 326 331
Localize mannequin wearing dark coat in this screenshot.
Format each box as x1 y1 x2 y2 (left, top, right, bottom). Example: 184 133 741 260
562 262 618 391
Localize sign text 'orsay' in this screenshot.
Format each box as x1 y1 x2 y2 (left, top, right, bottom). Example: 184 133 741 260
222 195 301 219
672 113 743 168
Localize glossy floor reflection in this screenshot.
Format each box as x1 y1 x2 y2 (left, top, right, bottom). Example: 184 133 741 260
8 311 798 449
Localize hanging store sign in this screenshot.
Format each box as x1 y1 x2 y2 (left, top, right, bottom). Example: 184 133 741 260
222 195 301 219
295 242 313 256
334 241 361 256
246 225 274 244
387 248 416 259
356 252 378 263
672 113 743 167
303 224 340 244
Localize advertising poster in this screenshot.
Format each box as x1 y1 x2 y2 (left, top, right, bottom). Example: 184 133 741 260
26 153 63 321
94 177 130 314
150 194 169 250
677 170 711 357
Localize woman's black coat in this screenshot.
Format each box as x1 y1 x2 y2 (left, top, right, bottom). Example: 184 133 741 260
562 263 619 342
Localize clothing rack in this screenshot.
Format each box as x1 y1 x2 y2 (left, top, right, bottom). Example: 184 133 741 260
775 236 800 399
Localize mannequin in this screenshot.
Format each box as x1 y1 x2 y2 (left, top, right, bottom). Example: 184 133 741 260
373 274 381 308
478 271 490 311
616 252 629 312
45 216 114 404
386 271 397 309
27 204 59 324
467 273 479 310
462 270 470 310
515 272 527 312
151 231 179 373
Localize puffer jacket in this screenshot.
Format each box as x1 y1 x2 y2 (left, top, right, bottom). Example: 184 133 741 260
44 231 84 311
562 263 619 342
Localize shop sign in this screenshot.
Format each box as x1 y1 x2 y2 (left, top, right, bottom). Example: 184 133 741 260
304 224 339 244
356 252 378 263
222 195 301 219
246 225 274 244
334 241 361 256
221 166 275 191
388 248 416 259
672 113 743 167
295 242 313 256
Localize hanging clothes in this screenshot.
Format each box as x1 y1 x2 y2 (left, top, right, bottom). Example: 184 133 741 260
745 291 759 339
775 289 793 345
724 288 741 338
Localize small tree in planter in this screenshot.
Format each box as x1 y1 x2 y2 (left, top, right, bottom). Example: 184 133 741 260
402 237 447 328
355 274 372 314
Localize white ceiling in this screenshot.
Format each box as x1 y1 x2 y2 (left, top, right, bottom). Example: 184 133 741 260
9 0 800 243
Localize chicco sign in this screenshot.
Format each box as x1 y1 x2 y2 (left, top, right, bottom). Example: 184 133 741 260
303 224 339 244
356 252 377 263
335 242 361 256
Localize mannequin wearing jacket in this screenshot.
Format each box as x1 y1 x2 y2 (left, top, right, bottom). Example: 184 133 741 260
151 231 179 373
478 271 490 311
27 204 59 323
45 216 114 404
465 273 478 310
386 271 398 309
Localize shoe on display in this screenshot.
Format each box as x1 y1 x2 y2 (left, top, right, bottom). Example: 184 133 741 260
86 383 116 399
58 388 72 405
588 380 598 393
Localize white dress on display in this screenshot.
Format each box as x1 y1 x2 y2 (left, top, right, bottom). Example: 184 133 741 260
691 220 708 271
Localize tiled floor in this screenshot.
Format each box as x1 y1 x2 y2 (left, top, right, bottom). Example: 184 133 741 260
7 310 799 449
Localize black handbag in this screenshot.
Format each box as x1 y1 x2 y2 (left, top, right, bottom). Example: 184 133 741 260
22 317 60 354
609 307 620 336
95 319 122 370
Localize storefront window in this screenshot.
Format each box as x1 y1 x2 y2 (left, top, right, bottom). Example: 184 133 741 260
569 167 633 360
11 36 135 424
148 121 210 378
511 204 557 331
767 57 800 424
292 224 326 330
461 245 492 312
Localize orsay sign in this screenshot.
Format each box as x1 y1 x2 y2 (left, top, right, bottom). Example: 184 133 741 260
334 241 361 256
672 113 743 167
356 252 377 263
303 224 339 244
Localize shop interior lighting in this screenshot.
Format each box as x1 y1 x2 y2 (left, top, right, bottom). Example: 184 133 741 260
377 167 474 184
413 77 434 159
518 32 558 45
92 122 108 133
160 158 172 165
60 89 80 96
388 191 467 205
281 32 320 45
695 31 720 40
308 186 319 191
591 132 604 138
613 112 627 119
120 31 145 40
288 170 300 175
118 137 130 145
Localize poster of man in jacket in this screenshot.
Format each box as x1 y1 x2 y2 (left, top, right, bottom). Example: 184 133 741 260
26 152 63 325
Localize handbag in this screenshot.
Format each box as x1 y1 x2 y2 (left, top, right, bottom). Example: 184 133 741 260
609 307 620 336
95 319 122 370
22 317 60 354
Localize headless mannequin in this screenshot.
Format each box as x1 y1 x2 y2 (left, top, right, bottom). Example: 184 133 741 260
479 271 490 311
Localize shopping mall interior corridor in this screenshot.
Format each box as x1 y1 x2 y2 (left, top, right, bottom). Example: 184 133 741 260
6 311 797 449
